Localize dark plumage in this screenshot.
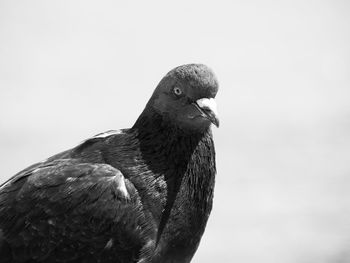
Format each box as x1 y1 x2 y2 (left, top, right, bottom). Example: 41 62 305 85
0 64 219 263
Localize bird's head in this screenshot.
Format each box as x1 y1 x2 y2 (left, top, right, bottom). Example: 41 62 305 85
147 64 219 132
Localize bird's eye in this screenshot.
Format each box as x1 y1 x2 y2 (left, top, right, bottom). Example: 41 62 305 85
173 87 182 96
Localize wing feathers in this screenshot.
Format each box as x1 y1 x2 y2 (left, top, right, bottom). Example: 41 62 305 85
0 159 155 262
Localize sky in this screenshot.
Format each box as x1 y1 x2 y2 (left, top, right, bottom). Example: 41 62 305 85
1 0 350 262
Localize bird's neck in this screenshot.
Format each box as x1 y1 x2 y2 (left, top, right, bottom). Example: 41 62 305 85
132 109 216 254
132 108 209 169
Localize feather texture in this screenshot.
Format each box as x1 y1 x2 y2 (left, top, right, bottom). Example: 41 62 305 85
0 64 219 263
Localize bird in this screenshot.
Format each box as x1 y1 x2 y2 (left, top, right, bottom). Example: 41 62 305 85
0 63 219 263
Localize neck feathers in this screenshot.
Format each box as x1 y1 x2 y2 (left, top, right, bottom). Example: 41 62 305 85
132 108 210 165
132 108 216 246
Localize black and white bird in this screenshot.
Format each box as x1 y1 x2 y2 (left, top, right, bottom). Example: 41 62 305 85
0 64 219 263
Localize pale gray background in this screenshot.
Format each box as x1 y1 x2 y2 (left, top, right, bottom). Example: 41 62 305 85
1 1 350 262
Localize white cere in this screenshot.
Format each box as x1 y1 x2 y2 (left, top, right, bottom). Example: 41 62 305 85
196 98 218 116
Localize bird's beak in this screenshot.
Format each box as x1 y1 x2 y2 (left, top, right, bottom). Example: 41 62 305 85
193 98 220 127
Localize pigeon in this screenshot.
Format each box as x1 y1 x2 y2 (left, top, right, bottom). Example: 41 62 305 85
0 63 219 263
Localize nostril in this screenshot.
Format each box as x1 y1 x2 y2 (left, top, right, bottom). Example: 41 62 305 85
191 102 206 117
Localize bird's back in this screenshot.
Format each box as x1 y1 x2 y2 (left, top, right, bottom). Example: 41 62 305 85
0 131 158 263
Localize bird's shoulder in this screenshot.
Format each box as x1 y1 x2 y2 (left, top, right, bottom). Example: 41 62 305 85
0 159 138 224
0 130 157 262
75 129 130 151
0 129 130 192
0 160 156 262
